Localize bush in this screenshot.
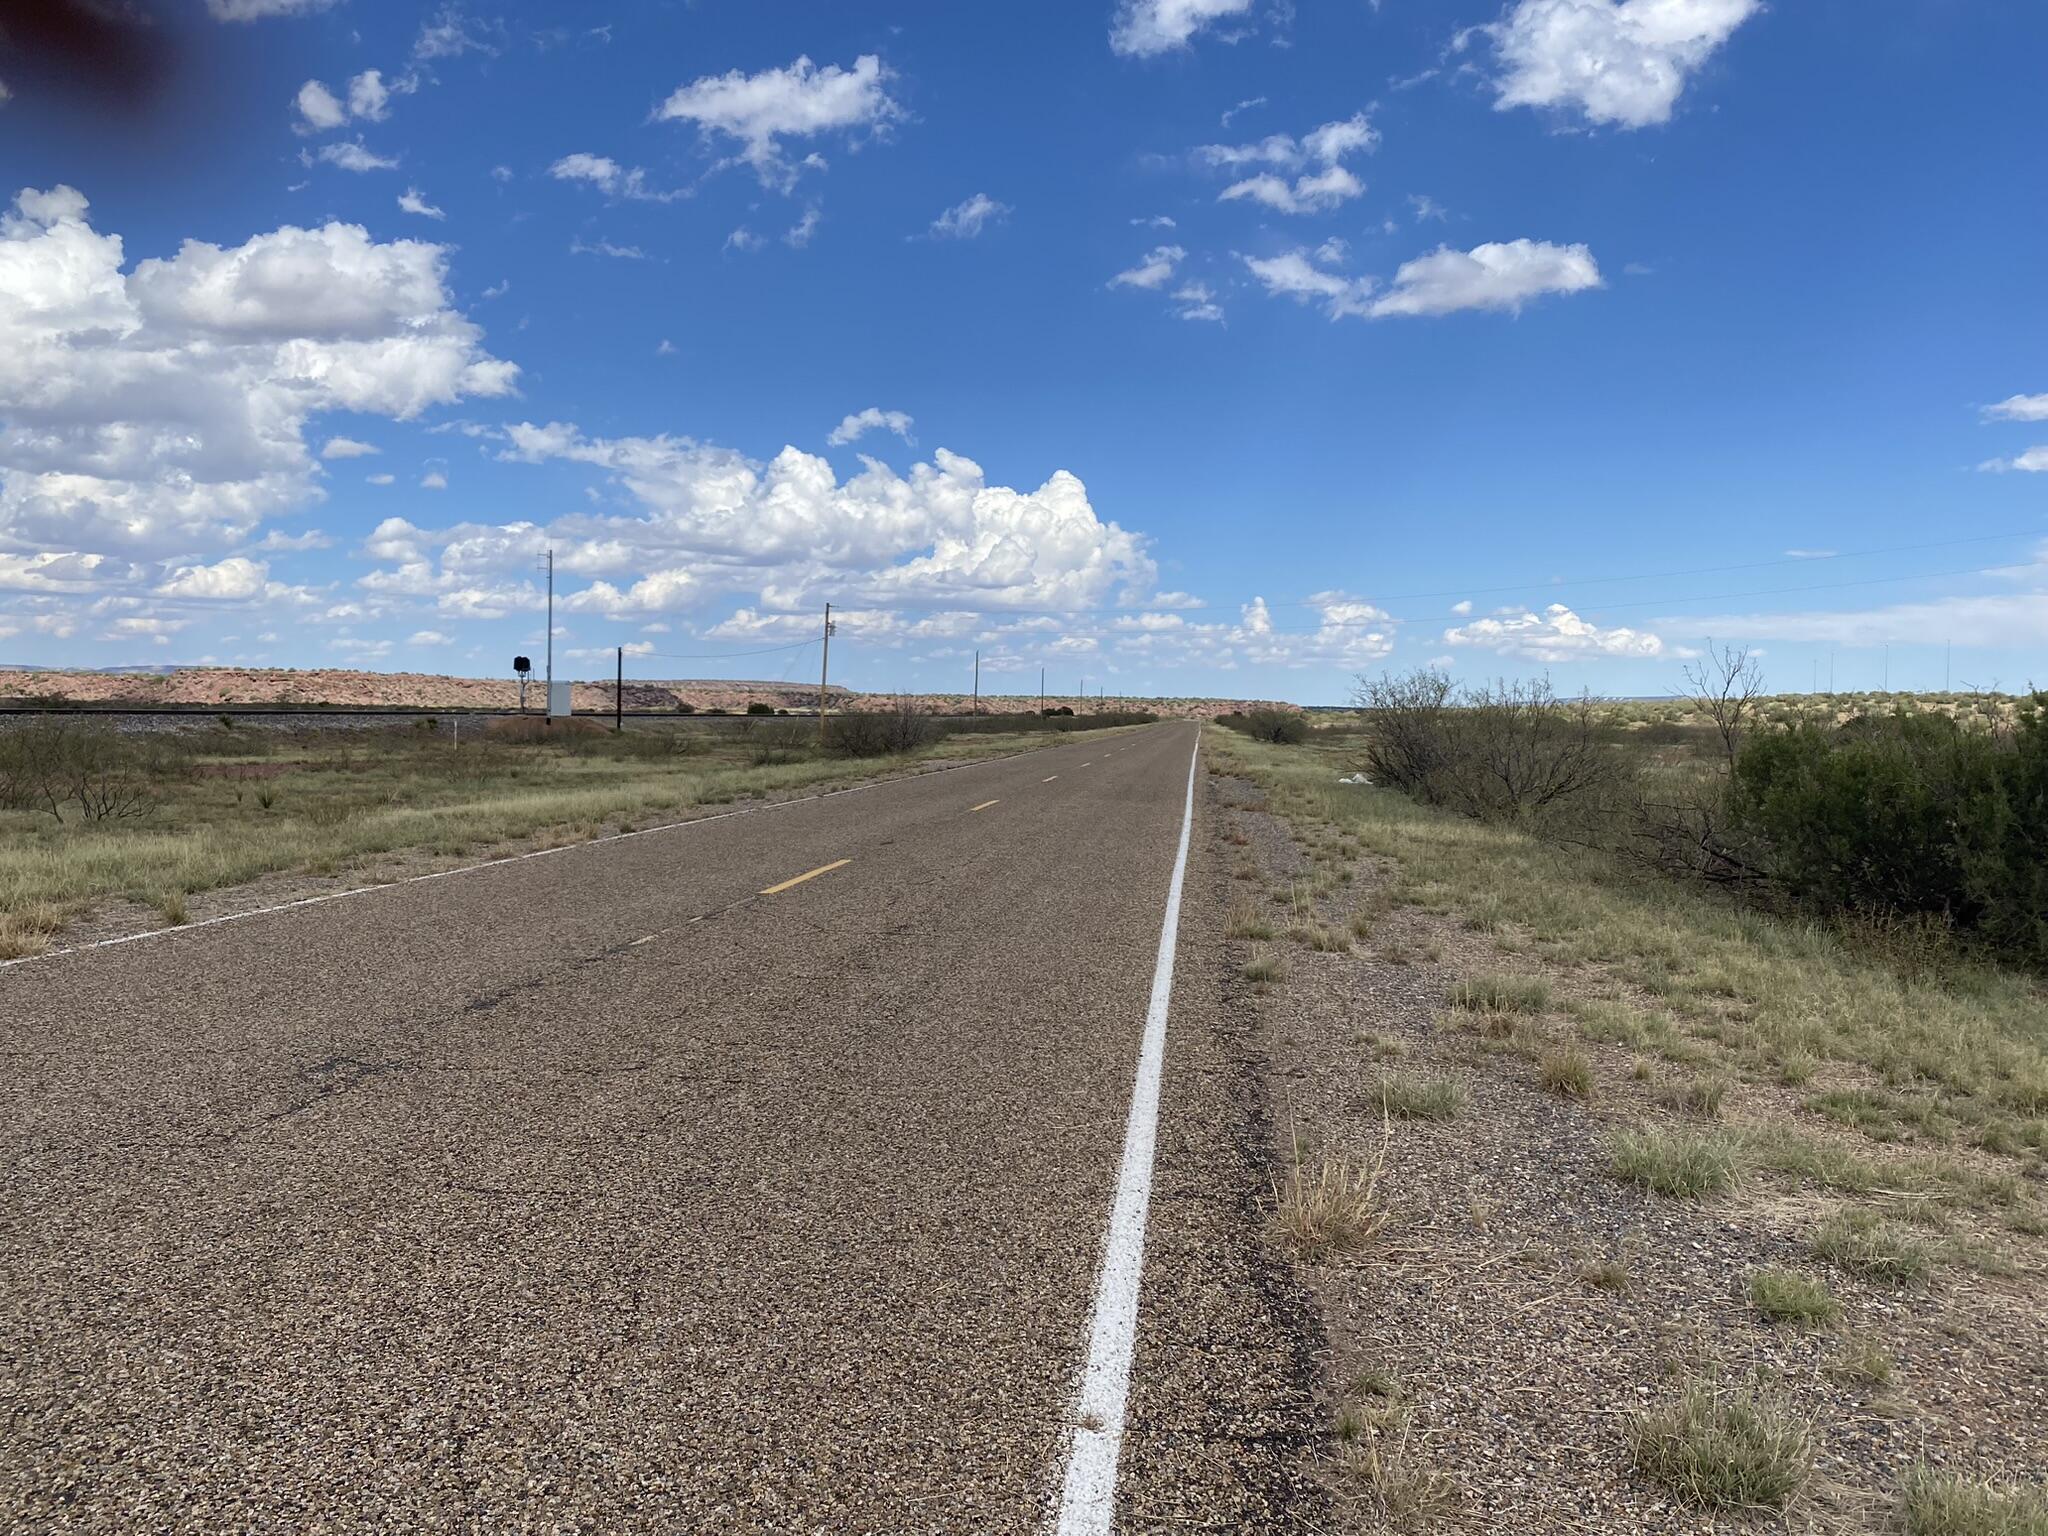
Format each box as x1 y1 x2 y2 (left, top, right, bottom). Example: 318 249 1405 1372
0 722 158 823
745 701 774 715
1352 670 1620 820
1042 705 1074 716
1728 701 2048 965
827 703 945 758
1234 707 1312 745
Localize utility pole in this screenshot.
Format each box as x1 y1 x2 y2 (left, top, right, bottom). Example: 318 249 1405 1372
1039 665 1045 716
972 649 979 716
615 645 623 733
544 548 555 701
816 602 835 743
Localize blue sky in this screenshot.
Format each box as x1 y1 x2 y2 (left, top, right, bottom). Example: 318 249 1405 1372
1 0 2043 703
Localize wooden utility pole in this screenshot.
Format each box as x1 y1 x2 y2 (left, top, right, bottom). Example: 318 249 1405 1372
1039 666 1044 715
972 649 979 715
614 645 623 733
816 602 834 743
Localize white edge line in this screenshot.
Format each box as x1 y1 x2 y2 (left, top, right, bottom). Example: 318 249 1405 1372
1049 724 1199 1534
0 727 1160 974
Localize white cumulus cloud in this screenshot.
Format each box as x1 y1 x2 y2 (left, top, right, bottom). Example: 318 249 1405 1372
0 185 516 583
654 55 900 191
1111 0 1256 57
1368 239 1603 317
827 408 916 447
1483 0 1759 129
1444 603 1664 661
397 188 445 220
321 437 379 459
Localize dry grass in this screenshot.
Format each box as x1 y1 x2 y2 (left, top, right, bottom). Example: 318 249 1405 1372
1898 1466 2048 1535
1376 1069 1464 1121
1628 1379 1812 1510
1449 974 1551 1015
1276 1120 1391 1256
1226 895 1276 941
1330 1400 1462 1526
1811 1207 1937 1286
1538 1046 1594 1098
1826 1334 1895 1386
1243 947 1286 985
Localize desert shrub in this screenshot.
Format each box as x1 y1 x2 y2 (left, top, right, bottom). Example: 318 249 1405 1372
1728 701 2048 964
1043 705 1074 716
745 701 774 715
0 722 156 823
827 703 945 758
1352 670 1621 821
1231 707 1311 745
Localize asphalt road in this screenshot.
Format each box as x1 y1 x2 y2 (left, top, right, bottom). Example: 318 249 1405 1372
1 722 1325 1533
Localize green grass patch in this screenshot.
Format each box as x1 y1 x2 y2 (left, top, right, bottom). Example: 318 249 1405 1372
1376 1069 1465 1120
1898 1466 2048 1536
1628 1380 1811 1510
1812 1208 1937 1286
1612 1127 1740 1197
1748 1267 1842 1326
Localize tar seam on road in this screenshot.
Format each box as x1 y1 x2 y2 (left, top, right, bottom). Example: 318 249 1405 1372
1043 775 1059 782
969 799 1001 813
759 858 852 895
0 731 1151 974
1049 726 1200 1535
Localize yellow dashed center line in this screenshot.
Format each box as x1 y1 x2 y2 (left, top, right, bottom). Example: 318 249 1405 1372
970 799 1001 813
760 857 852 895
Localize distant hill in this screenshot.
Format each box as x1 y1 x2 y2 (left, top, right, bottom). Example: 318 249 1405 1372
0 665 1288 719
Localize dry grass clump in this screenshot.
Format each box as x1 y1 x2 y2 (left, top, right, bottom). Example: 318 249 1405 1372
1826 1334 1895 1387
1292 921 1350 953
1656 1073 1730 1117
1748 1266 1842 1326
1242 948 1286 985
1449 974 1551 1015
1628 1380 1812 1510
1376 1069 1465 1121
1226 896 1276 941
1898 1466 2048 1535
1331 1399 1462 1525
1276 1120 1391 1256
1578 1254 1632 1291
1538 1046 1594 1098
1812 1207 1937 1286
1611 1127 1740 1197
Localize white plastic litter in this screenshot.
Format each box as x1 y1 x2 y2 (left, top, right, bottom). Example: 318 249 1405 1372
1337 773 1373 785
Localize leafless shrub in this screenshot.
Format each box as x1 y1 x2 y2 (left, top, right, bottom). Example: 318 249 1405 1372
827 701 946 757
0 722 156 823
1351 669 1622 821
1685 640 1765 772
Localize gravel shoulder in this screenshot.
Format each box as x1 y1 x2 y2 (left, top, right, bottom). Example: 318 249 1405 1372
1204 766 2048 1533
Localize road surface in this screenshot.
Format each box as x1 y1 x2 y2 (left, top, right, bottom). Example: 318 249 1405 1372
1 723 1324 1532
